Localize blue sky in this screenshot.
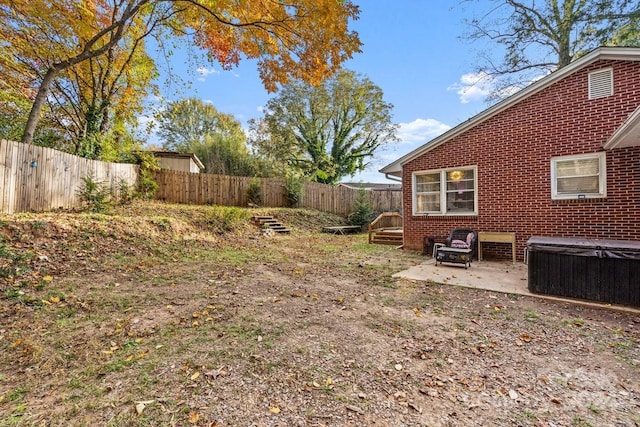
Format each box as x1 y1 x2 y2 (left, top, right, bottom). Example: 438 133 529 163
147 2 498 182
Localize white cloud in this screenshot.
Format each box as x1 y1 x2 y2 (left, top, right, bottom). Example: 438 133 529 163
447 71 498 104
344 118 451 183
397 118 450 144
196 66 219 81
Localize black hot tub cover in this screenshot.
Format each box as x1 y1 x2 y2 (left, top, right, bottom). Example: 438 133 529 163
526 236 640 260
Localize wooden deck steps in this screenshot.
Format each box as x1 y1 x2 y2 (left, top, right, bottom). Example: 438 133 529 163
368 212 403 246
251 215 291 234
370 228 403 245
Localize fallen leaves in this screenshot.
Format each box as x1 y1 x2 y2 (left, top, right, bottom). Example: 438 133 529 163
134 400 155 415
2 206 639 427
188 411 200 423
345 404 365 415
519 333 533 343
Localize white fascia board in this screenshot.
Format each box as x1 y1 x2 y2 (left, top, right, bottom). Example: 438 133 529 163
380 47 640 174
603 105 640 149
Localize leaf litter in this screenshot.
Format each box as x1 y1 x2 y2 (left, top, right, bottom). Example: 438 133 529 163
0 201 638 426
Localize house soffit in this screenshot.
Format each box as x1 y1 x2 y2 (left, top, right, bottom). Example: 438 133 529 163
604 105 640 149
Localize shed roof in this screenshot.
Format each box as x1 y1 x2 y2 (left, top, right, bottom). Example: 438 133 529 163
380 47 640 178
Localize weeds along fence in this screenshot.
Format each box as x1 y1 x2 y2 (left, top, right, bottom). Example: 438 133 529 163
153 169 403 216
0 139 138 214
0 139 401 216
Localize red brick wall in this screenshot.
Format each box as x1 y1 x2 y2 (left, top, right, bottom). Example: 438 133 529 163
402 59 640 260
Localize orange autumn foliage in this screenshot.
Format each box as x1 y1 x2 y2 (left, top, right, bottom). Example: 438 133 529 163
1 0 362 145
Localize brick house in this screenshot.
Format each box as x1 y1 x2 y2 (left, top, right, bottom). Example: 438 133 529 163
380 47 640 261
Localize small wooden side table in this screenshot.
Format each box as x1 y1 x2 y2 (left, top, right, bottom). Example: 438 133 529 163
478 232 516 264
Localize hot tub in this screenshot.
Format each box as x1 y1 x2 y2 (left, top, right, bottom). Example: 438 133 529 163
526 236 640 307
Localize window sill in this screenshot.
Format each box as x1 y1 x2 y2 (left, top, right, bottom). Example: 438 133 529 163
551 197 607 205
413 213 479 221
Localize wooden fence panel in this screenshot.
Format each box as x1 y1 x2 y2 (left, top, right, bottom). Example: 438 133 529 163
1 142 402 216
0 139 138 214
151 170 403 216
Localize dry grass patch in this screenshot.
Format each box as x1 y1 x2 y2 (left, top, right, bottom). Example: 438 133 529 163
1 202 638 426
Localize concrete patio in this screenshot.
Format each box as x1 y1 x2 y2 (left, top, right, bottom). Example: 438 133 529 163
393 258 640 314
394 258 529 295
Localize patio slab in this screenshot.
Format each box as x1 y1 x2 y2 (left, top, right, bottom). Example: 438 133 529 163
394 258 530 295
393 258 640 314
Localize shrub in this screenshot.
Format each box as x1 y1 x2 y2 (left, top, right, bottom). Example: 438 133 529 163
77 174 112 212
284 175 304 207
246 178 262 206
206 206 251 232
135 152 159 200
117 178 135 205
348 187 374 228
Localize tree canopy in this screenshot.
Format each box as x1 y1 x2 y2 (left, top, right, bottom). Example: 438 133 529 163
462 0 640 98
157 98 244 153
157 98 271 176
249 69 398 185
0 0 362 146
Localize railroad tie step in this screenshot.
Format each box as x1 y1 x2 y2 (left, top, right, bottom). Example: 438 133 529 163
251 215 291 234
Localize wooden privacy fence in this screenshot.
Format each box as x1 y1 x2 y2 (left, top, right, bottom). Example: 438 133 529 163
153 169 403 216
0 139 401 216
153 170 288 207
1 139 138 214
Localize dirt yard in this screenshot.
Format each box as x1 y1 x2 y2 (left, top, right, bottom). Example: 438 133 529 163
1 202 638 427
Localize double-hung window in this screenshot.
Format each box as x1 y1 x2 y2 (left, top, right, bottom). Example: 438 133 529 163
551 153 606 200
413 167 477 215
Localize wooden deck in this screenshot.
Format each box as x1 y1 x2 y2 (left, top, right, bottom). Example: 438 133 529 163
368 212 403 246
369 227 403 245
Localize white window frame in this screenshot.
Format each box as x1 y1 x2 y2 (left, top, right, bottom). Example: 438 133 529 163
550 152 606 200
412 166 478 216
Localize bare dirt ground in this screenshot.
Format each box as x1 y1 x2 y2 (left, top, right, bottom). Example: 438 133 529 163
1 202 639 427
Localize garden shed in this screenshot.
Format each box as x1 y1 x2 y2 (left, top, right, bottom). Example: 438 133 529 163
152 151 204 173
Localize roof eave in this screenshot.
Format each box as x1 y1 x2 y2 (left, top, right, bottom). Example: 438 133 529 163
603 105 640 150
191 154 205 170
381 47 640 173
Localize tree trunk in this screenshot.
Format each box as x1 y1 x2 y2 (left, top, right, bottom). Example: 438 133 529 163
21 67 60 145
19 1 146 145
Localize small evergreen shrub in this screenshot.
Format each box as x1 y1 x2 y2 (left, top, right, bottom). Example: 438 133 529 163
117 178 135 205
284 175 304 207
348 187 374 229
77 174 112 212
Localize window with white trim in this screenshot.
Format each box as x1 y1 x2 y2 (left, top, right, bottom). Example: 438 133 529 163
551 153 606 200
413 167 477 215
